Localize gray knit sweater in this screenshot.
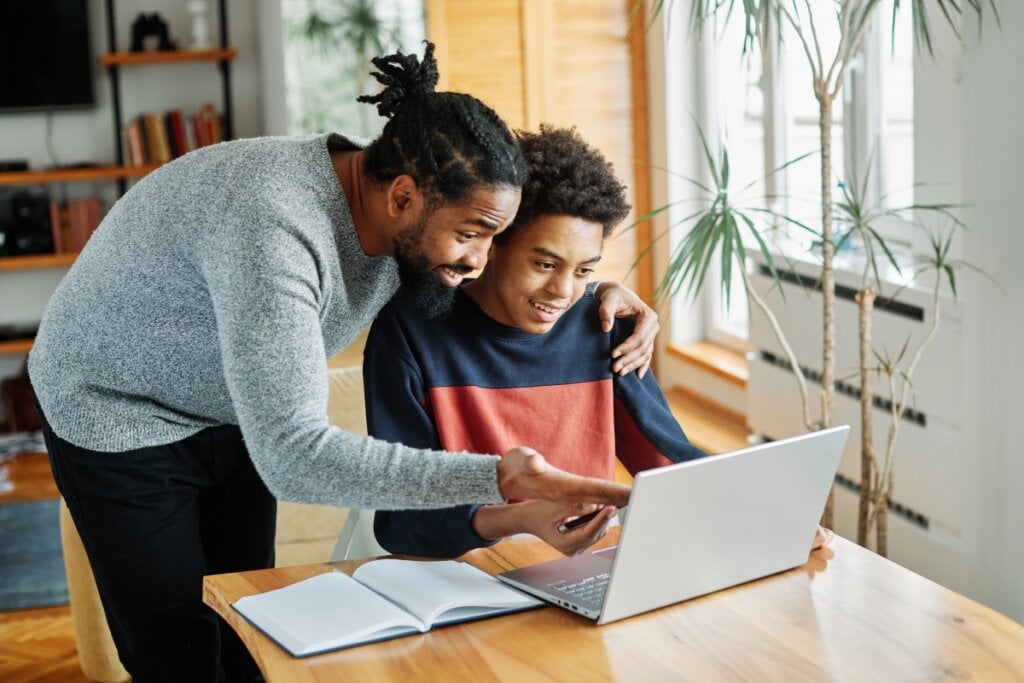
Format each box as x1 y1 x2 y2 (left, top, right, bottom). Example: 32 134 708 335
29 133 504 509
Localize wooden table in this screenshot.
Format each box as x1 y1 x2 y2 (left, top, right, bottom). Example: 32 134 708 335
204 530 1024 681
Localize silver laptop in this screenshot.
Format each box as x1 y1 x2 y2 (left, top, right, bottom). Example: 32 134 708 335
497 425 849 624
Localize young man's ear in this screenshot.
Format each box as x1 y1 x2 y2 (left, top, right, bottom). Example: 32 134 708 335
386 175 424 218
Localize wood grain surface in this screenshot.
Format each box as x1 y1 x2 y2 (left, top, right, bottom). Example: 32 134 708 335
204 530 1024 682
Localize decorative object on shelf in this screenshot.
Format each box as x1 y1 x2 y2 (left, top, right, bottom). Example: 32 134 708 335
130 12 176 52
0 160 29 173
0 192 54 257
187 1 212 50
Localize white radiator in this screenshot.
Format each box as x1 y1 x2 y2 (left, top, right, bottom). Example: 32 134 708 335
746 253 964 588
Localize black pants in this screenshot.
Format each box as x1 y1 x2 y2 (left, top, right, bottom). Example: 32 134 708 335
38 407 276 683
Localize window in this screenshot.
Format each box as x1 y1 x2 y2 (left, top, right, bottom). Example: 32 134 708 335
664 2 914 348
280 0 425 137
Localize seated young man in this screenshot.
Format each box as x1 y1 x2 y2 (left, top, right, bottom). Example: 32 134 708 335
362 125 708 557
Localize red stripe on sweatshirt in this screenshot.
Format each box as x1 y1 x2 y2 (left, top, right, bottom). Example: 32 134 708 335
428 380 616 480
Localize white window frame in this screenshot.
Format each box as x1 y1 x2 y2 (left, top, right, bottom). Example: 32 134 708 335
664 4 916 353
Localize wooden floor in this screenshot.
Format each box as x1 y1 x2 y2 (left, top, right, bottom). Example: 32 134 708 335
0 451 88 683
0 392 747 682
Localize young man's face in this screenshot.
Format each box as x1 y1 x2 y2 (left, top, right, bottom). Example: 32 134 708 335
476 214 603 334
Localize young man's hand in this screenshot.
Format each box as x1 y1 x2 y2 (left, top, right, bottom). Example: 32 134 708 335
497 447 631 508
594 282 659 378
812 525 835 550
472 501 616 556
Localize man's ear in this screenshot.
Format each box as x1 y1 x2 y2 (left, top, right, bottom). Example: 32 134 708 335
385 174 423 218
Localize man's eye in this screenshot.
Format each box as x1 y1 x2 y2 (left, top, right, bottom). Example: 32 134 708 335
536 261 556 270
458 232 478 242
577 268 595 277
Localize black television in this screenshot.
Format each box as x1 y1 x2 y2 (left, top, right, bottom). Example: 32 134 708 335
0 0 95 113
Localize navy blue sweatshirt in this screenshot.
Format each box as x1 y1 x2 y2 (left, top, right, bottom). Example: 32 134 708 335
364 288 707 557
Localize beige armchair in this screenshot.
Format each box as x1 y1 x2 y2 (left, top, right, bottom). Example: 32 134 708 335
59 365 372 681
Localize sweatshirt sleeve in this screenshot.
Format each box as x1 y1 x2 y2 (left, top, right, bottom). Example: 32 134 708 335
611 323 708 475
196 209 504 510
364 313 495 557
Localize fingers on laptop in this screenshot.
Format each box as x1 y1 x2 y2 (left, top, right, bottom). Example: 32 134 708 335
812 525 835 550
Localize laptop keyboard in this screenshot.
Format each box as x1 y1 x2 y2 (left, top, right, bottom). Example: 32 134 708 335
548 572 611 608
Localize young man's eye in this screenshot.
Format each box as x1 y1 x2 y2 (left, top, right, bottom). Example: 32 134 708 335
536 261 556 271
577 267 595 277
458 232 478 242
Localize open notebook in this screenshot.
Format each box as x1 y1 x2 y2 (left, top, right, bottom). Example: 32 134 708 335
232 559 542 657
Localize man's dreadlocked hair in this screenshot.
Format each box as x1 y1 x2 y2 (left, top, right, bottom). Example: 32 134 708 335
498 125 631 243
358 42 527 203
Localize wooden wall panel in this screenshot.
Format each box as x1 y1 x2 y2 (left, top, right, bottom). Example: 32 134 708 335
426 0 527 130
427 0 648 293
550 0 637 289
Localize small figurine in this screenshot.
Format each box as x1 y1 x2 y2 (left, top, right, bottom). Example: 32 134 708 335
130 12 176 52
187 1 212 50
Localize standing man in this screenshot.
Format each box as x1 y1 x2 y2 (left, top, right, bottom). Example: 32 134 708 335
29 44 647 681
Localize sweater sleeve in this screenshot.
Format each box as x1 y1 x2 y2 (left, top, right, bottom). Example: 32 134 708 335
611 323 708 474
364 313 495 557
196 210 504 510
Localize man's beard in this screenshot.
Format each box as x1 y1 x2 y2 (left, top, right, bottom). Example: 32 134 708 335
391 213 470 319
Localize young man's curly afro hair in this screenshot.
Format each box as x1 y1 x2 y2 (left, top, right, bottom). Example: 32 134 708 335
498 124 631 243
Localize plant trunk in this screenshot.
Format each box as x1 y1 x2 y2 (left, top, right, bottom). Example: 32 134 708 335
856 287 876 546
877 483 890 557
817 90 837 528
817 91 836 426
740 267 814 431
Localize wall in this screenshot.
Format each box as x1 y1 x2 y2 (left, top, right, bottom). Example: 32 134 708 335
956 2 1024 623
0 0 264 400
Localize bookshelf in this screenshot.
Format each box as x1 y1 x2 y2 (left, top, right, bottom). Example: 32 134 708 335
0 2 234 192
105 0 235 193
0 253 78 272
0 0 235 364
0 340 34 357
101 47 236 67
0 165 158 187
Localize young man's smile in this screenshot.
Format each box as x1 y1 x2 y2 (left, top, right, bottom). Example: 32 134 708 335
466 214 604 334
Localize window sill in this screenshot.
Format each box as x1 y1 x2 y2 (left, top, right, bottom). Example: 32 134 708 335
666 341 749 389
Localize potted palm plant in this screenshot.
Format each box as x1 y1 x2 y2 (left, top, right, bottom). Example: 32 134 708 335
642 0 997 537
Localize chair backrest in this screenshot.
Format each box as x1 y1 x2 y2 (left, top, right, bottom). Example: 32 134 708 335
325 365 387 560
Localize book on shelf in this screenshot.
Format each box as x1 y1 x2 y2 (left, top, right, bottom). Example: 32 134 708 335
125 118 148 167
192 102 223 148
49 200 68 253
166 109 188 158
121 103 223 166
231 559 542 657
49 198 102 253
142 113 172 165
68 198 102 251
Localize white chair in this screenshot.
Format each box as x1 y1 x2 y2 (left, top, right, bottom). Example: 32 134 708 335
330 507 386 560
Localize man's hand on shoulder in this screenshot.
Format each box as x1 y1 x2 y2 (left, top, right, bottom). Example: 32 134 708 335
594 282 659 379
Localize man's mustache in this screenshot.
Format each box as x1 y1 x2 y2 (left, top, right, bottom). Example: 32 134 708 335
439 263 474 276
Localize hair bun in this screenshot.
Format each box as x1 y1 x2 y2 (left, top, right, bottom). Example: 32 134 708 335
358 41 440 119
